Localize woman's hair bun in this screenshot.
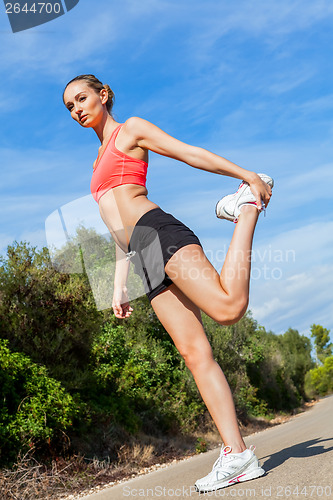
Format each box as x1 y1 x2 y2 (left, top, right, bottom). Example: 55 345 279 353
103 84 115 113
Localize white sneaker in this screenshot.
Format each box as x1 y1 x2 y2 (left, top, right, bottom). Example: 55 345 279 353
215 173 274 223
194 445 265 493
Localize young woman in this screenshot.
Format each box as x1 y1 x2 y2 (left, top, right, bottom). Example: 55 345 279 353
63 74 273 492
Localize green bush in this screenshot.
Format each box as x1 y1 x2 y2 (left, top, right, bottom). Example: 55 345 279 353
0 241 102 390
245 326 313 411
0 339 80 466
90 321 205 435
304 356 333 397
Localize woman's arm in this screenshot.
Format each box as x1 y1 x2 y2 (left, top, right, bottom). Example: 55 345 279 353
112 244 133 319
125 116 272 210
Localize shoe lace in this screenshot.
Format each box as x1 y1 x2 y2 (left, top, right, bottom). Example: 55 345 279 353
212 445 233 470
261 201 266 217
212 444 256 471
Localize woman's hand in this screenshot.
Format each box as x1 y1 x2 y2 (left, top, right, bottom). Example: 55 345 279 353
247 173 273 212
112 286 133 319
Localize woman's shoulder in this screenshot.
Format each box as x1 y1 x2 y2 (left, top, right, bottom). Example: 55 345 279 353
123 116 153 136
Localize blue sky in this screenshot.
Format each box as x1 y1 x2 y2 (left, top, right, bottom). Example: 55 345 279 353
1 0 333 340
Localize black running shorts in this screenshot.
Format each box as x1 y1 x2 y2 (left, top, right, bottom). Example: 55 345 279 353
126 207 202 302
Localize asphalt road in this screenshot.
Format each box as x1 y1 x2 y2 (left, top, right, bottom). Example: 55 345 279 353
81 395 333 500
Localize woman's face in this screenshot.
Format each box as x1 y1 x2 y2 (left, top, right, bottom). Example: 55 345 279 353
63 81 107 128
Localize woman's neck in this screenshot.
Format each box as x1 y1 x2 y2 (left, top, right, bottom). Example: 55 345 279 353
94 113 118 143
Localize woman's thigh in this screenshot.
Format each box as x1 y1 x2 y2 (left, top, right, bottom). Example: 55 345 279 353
164 244 234 322
150 283 214 364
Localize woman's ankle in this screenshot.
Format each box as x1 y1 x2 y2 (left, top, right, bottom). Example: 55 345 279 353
239 204 259 216
224 441 247 454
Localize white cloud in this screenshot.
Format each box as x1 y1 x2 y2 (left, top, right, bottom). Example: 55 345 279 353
0 9 119 79
249 221 333 335
297 94 333 115
281 162 333 206
183 0 333 65
0 92 20 112
267 68 315 95
18 228 48 249
0 234 15 256
251 263 333 334
2 0 333 82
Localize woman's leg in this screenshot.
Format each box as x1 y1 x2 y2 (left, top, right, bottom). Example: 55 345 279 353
151 284 246 453
165 205 259 325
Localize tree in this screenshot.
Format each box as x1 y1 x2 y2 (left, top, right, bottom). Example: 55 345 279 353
278 328 314 399
310 324 332 364
304 356 333 397
0 241 102 389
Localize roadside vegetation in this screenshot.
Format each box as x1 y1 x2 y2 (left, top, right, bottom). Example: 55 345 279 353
0 237 332 499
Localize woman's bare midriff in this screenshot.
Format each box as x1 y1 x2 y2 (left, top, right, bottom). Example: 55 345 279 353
97 184 159 252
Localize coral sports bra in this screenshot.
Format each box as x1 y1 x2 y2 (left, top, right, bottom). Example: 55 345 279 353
90 123 148 203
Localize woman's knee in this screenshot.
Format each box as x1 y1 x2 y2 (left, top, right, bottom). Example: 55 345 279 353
178 343 214 371
210 295 249 326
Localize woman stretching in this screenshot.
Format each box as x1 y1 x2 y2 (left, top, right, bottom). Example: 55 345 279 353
63 74 273 493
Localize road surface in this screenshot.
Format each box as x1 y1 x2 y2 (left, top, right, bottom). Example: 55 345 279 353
80 395 333 499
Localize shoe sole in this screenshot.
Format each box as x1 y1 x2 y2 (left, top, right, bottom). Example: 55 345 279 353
215 198 235 221
257 173 274 188
195 466 265 492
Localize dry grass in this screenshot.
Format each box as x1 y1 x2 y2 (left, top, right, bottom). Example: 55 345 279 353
117 442 155 464
0 450 95 500
0 436 195 500
0 401 317 500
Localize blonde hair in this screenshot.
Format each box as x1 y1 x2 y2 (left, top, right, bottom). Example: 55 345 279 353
63 74 115 114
